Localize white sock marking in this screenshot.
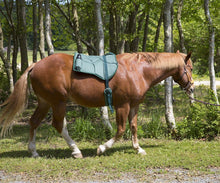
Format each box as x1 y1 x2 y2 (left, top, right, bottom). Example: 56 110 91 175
61 118 81 155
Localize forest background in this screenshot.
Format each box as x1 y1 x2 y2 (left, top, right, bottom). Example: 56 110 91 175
0 0 220 78
0 0 219 140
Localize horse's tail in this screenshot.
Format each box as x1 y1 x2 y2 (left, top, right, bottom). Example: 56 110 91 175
0 63 36 137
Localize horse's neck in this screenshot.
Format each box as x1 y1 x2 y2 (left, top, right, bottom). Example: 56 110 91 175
144 66 177 87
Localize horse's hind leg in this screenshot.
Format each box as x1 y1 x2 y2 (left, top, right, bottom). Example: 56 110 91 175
51 102 83 159
128 106 146 155
28 98 50 157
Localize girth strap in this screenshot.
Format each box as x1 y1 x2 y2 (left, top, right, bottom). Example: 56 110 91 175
103 55 114 113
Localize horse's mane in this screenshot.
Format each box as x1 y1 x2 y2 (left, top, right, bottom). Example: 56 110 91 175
138 52 187 69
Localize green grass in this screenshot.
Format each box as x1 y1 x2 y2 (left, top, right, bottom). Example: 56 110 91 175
0 55 220 181
0 124 219 182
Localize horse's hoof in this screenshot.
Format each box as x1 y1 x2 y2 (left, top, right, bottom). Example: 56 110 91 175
138 149 147 156
97 145 105 156
72 152 83 159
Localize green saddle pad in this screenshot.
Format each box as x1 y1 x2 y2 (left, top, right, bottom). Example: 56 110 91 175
73 52 118 80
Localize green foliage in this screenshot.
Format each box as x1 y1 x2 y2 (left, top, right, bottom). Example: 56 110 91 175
177 89 220 140
0 64 10 102
66 107 112 141
141 111 167 139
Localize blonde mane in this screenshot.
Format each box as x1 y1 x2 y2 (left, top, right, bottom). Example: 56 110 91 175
138 52 186 69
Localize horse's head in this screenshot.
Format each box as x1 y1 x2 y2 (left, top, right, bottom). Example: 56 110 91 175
173 52 194 94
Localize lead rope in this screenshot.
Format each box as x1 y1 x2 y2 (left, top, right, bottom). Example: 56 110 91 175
188 95 220 107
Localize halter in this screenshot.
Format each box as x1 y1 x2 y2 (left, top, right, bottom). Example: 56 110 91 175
177 65 194 91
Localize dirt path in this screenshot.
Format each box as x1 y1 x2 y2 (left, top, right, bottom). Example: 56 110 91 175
1 168 219 183
194 80 220 86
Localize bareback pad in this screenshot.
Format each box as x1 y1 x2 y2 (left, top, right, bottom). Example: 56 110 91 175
73 52 118 80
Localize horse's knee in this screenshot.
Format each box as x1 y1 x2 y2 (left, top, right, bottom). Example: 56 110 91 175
130 124 137 132
52 121 63 133
116 127 126 139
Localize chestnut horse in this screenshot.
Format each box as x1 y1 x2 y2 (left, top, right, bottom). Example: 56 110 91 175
0 52 194 158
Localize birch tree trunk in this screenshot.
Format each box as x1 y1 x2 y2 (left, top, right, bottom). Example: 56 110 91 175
177 0 186 53
39 0 46 59
0 22 13 92
204 0 219 104
95 0 112 130
163 0 176 133
71 0 83 53
16 0 29 72
45 0 54 56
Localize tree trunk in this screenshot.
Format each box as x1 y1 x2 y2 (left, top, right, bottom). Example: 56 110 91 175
71 0 83 53
39 0 45 59
109 7 117 53
124 3 139 52
142 13 150 52
177 0 186 53
16 0 29 72
45 0 54 56
142 0 150 52
154 6 163 52
95 0 112 130
1 0 18 84
0 21 13 92
163 0 176 133
131 11 145 52
33 0 38 62
204 0 219 104
12 32 18 85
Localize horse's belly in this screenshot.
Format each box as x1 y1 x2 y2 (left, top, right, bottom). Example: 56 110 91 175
70 80 106 107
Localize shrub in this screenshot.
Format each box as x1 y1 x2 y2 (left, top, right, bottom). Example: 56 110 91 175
177 90 220 140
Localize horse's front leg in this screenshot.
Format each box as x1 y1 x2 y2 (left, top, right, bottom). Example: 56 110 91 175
97 103 130 155
128 106 146 155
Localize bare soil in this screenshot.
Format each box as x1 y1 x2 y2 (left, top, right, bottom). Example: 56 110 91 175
0 167 219 183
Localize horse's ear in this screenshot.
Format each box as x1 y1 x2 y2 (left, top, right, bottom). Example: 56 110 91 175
176 50 180 53
185 52 192 64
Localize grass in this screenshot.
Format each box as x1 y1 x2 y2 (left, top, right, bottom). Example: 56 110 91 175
0 126 219 182
0 54 220 181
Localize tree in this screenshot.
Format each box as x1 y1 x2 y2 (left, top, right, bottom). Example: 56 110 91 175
16 0 29 72
52 0 96 53
142 0 150 52
38 0 46 59
124 2 139 52
154 5 163 52
204 0 219 104
32 0 38 62
0 21 13 92
45 0 54 55
163 0 176 133
0 0 19 84
71 0 83 53
95 0 112 130
177 0 186 53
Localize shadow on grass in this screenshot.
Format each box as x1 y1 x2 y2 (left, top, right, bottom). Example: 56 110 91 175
0 144 163 159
